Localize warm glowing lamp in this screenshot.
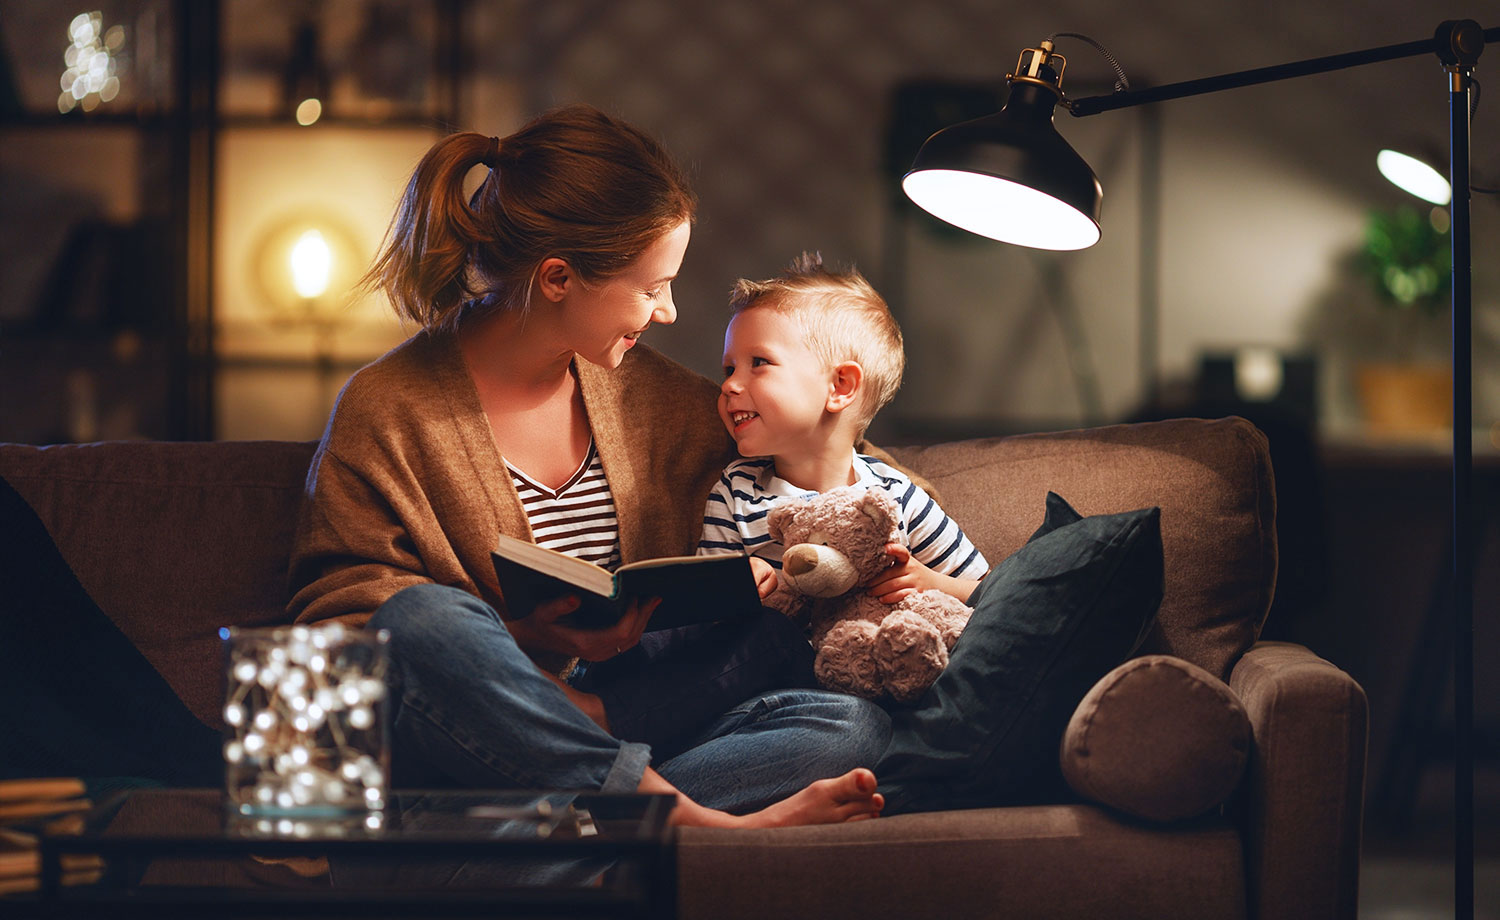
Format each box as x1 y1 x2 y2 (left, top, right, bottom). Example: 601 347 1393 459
903 20 1494 919
252 216 361 400
253 216 359 322
289 229 332 299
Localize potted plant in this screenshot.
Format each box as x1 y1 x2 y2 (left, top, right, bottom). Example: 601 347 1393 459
1353 205 1452 436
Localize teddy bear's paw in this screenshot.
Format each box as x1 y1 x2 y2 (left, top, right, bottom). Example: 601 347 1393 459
814 619 883 699
764 581 810 623
874 609 948 702
895 590 973 651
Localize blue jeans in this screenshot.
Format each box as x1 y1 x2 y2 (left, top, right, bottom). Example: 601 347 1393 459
369 584 890 814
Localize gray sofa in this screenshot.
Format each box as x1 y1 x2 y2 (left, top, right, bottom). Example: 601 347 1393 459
0 415 1367 919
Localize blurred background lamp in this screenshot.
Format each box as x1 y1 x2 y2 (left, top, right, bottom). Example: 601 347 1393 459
1233 347 1285 402
1377 148 1453 204
295 98 323 126
252 215 360 326
289 230 332 299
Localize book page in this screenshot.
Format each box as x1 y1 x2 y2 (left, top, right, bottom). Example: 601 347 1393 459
618 553 733 572
493 534 615 596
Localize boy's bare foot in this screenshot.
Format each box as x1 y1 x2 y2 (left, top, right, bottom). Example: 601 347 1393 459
667 768 883 828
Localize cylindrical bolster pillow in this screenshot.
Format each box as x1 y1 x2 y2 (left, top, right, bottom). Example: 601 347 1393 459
1060 654 1250 822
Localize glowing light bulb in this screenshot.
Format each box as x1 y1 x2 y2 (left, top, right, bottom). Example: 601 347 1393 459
295 98 323 126
1377 149 1452 206
289 230 332 299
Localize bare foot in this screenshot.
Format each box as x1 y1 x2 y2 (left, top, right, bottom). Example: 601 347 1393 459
741 767 883 827
671 768 883 828
641 765 882 829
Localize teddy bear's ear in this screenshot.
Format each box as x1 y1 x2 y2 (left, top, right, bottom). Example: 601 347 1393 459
859 489 900 538
766 500 803 543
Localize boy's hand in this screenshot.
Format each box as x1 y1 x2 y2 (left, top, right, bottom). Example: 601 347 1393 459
865 544 930 604
867 544 979 606
749 556 779 599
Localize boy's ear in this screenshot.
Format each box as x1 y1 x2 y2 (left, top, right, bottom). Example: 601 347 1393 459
826 361 863 414
536 258 572 302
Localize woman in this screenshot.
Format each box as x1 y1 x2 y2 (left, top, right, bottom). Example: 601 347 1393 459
287 105 888 827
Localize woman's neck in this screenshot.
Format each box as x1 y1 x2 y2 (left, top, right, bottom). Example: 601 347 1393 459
459 308 574 396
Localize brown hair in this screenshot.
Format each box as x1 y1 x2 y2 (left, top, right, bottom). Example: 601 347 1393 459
729 252 905 435
365 104 697 330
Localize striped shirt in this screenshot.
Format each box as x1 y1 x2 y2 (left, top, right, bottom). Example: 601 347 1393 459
507 439 622 569
698 452 988 578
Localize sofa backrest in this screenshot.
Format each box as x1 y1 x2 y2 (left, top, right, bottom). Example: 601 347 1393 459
1 440 318 727
886 416 1276 682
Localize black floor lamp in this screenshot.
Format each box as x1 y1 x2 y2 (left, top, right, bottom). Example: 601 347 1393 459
900 20 1493 919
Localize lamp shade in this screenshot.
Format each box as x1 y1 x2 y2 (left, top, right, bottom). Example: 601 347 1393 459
902 82 1102 250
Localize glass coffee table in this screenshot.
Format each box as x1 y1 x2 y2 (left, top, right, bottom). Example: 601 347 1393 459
35 787 677 918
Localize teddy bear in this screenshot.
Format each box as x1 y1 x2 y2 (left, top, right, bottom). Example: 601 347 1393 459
764 485 973 703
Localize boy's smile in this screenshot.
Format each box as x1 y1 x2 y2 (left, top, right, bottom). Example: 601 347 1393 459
719 308 837 461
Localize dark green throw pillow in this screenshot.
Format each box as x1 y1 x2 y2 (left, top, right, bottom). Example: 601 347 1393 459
876 492 1163 813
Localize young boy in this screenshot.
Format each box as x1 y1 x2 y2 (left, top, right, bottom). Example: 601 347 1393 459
699 252 988 606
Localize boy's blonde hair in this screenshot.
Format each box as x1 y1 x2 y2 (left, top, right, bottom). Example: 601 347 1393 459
728 251 904 436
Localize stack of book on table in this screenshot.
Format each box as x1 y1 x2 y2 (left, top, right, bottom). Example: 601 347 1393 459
0 777 100 895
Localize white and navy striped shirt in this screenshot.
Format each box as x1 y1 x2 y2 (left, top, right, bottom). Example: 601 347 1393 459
698 452 988 578
507 439 622 569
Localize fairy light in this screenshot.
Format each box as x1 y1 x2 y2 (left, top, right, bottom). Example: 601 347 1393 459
222 623 390 815
58 11 123 114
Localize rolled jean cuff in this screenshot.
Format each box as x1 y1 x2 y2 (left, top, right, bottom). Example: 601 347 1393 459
601 741 651 793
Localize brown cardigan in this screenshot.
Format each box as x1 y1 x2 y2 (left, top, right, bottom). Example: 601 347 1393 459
286 328 738 640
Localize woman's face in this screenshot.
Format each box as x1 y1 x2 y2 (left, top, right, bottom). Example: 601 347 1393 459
563 220 691 369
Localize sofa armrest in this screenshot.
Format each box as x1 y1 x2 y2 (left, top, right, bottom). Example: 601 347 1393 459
1229 641 1367 920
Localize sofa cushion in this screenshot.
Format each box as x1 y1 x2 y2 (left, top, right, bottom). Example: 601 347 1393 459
886 416 1276 681
678 805 1246 920
1061 654 1250 822
876 492 1162 813
0 440 318 728
0 472 221 784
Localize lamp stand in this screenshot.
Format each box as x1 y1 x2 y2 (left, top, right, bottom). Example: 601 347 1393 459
1448 49 1476 920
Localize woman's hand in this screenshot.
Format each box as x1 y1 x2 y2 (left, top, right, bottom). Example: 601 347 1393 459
748 556 779 599
866 544 979 605
510 594 661 661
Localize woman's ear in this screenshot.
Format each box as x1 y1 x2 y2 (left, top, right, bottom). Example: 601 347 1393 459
826 361 863 415
536 258 572 303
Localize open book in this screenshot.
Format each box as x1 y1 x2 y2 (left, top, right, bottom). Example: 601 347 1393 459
492 534 764 632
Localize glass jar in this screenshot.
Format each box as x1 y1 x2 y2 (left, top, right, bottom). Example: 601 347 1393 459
222 623 390 816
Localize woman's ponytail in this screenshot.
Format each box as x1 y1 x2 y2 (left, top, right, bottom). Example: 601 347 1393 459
363 132 496 329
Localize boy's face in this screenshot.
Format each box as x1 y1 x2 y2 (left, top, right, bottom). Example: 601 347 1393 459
719 306 837 460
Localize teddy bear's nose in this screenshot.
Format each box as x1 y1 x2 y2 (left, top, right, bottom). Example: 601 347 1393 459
783 546 818 577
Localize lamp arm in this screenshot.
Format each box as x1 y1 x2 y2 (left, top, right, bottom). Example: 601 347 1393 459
1066 24 1498 116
